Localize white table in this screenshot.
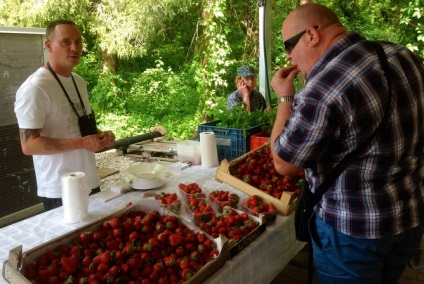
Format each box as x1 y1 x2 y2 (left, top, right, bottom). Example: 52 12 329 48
1 166 304 284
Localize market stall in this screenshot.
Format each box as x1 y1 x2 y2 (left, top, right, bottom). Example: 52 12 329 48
1 164 304 284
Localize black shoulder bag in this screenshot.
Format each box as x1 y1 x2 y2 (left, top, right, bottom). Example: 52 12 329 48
295 41 392 243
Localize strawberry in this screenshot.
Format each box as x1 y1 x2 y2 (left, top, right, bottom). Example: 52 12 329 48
47 276 60 284
163 256 176 267
24 263 37 280
82 256 92 268
97 262 109 273
190 251 200 261
79 232 93 245
169 234 183 247
93 251 111 264
36 253 49 267
92 231 105 243
153 261 164 273
127 257 143 269
108 265 119 277
197 233 207 243
60 256 78 274
106 239 118 250
128 231 139 241
179 257 190 269
120 263 130 274
180 268 193 281
108 217 121 229
37 268 53 282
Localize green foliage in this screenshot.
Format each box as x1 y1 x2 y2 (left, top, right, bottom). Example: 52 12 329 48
90 0 195 59
205 97 276 136
190 0 234 118
94 60 201 140
90 71 127 114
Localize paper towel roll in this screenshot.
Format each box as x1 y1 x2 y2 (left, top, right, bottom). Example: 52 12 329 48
61 172 90 224
200 132 219 168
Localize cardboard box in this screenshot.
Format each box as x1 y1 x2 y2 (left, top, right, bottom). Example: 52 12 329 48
215 144 298 216
3 200 229 284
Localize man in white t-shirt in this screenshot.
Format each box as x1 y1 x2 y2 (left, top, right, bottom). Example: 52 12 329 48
14 20 115 211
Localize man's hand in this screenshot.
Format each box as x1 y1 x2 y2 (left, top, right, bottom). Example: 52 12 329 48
271 65 298 97
98 130 116 147
150 124 167 142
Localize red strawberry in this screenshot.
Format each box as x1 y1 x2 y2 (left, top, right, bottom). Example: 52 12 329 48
169 234 183 247
24 263 37 280
197 233 207 243
79 232 93 245
47 276 60 284
180 268 193 281
108 265 119 276
93 251 111 264
153 261 164 273
108 218 121 229
179 257 190 269
120 263 130 274
60 256 78 274
128 258 143 270
97 262 109 273
93 231 105 243
163 256 176 267
82 256 92 268
37 268 53 282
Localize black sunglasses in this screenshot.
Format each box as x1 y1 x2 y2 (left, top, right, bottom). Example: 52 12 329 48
284 26 318 54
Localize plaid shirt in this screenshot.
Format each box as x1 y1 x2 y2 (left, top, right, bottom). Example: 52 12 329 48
226 89 266 112
274 33 424 239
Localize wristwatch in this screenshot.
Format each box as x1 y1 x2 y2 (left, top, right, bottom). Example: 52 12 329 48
278 96 294 104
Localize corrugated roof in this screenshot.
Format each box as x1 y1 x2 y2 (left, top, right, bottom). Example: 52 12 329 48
0 26 45 35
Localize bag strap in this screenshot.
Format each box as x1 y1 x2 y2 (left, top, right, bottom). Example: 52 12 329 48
310 41 392 205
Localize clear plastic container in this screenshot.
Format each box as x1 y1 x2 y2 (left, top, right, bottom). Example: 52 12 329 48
177 140 201 164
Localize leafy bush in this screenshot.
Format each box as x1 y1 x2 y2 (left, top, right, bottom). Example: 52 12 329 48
205 97 276 136
93 60 202 140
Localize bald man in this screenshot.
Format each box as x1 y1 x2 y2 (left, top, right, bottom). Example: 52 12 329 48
270 3 424 283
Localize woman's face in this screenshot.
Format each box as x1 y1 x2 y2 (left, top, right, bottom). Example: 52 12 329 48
240 76 256 89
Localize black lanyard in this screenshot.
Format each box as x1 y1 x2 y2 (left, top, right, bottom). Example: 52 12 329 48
47 62 87 117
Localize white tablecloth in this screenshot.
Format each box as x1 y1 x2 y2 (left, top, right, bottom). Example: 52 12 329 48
1 166 304 284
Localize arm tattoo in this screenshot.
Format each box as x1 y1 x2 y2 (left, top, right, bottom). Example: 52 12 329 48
19 128 64 151
44 139 64 151
20 129 41 144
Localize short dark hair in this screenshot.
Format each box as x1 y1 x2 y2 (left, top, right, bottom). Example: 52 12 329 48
46 20 78 39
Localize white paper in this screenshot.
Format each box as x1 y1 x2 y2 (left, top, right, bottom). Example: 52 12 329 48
200 132 219 168
61 172 91 223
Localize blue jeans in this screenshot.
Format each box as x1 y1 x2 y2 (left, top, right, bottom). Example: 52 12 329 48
311 214 423 284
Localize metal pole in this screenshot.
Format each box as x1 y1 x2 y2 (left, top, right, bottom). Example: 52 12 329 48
258 0 273 107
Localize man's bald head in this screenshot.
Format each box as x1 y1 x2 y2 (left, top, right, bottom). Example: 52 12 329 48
281 3 348 76
286 3 342 30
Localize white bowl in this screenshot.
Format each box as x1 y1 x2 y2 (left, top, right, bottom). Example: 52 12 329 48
127 163 166 179
130 177 166 191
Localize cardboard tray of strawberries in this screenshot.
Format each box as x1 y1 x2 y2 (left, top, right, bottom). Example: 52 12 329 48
215 143 302 216
3 200 229 284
